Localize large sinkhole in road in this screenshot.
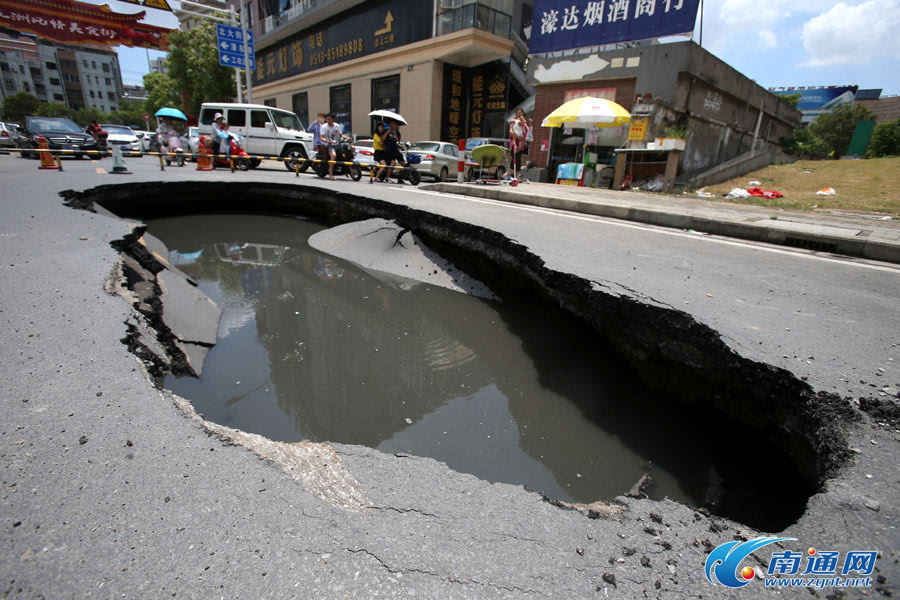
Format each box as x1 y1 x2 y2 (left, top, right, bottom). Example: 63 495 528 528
148 213 812 531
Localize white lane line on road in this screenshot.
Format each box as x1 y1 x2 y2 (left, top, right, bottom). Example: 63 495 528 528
405 189 900 274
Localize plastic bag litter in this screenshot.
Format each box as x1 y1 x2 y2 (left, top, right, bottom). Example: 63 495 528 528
696 191 714 198
725 188 751 198
816 187 836 196
643 174 665 192
748 180 761 186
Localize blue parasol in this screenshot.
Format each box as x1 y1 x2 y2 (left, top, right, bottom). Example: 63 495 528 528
155 107 188 120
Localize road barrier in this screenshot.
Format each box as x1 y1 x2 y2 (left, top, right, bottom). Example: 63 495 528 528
110 144 130 174
37 136 59 171
5 146 428 185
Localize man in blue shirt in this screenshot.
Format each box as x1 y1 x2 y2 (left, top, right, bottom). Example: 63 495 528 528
307 112 325 152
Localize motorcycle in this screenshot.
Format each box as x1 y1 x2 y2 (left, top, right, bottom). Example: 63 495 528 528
164 131 186 167
212 134 252 171
376 143 421 185
313 142 362 181
151 130 185 167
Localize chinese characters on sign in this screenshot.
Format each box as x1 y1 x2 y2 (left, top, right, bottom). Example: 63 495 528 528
530 0 700 53
628 115 649 140
445 68 464 143
253 0 430 86
0 0 172 50
216 24 255 70
441 61 514 144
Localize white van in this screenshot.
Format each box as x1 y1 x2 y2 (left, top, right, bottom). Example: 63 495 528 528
198 102 315 171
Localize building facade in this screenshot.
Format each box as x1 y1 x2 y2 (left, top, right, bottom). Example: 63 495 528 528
527 41 803 182
0 34 124 113
248 0 534 142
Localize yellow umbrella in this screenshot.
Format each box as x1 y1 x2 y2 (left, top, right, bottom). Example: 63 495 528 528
541 97 631 128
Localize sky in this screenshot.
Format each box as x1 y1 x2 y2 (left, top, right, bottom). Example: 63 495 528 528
99 0 900 95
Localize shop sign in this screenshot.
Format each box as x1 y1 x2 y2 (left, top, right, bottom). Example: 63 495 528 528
0 0 172 50
255 0 432 86
530 0 700 53
564 87 617 102
628 115 649 140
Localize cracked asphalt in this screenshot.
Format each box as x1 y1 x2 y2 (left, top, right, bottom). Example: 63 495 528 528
1 154 898 598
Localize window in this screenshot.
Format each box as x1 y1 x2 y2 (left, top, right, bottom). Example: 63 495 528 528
19 65 25 74
0 63 8 72
371 75 400 112
330 84 352 134
4 79 14 90
292 92 308 128
46 61 57 70
263 98 276 107
90 90 95 98
92 61 96 69
251 110 269 127
23 81 29 92
102 63 110 73
105 78 111 86
227 109 246 127
50 78 60 86
107 91 115 100
54 93 64 101
83 60 88 67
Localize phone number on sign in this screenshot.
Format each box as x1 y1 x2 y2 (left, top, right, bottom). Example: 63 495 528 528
309 38 364 66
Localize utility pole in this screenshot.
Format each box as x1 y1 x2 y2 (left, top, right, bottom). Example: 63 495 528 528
241 1 253 104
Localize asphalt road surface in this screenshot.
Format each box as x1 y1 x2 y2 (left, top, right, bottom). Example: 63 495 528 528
1 153 897 598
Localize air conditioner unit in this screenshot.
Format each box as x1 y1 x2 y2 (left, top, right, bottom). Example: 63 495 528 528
263 15 273 32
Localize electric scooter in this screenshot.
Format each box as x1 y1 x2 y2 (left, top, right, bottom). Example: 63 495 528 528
313 142 362 181
212 134 252 171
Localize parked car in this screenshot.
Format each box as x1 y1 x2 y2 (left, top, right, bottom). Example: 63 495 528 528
186 126 200 161
351 138 376 170
18 116 98 159
407 141 462 182
0 121 19 151
140 132 158 153
101 124 142 157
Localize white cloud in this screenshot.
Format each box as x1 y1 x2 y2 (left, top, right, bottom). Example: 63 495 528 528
757 29 778 48
800 0 900 66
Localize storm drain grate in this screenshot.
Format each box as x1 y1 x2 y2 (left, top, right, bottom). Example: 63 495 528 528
784 237 839 253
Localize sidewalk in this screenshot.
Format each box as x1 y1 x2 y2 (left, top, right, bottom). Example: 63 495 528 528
427 181 900 264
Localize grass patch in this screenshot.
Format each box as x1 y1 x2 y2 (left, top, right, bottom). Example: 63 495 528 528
698 157 900 216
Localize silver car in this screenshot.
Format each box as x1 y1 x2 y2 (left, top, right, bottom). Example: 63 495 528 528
101 124 143 157
0 121 18 151
351 138 376 169
186 126 200 161
407 141 461 182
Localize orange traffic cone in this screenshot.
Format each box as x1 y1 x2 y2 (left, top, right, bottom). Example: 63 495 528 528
37 136 58 170
196 135 213 171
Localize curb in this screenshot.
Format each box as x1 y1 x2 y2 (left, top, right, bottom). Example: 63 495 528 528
426 183 900 265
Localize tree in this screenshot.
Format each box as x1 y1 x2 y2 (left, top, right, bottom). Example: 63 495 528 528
143 71 180 120
809 104 877 159
866 119 900 158
35 102 74 119
107 99 147 127
1 92 40 123
166 20 235 118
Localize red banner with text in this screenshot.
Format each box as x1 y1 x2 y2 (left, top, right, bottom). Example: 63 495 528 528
0 0 173 50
